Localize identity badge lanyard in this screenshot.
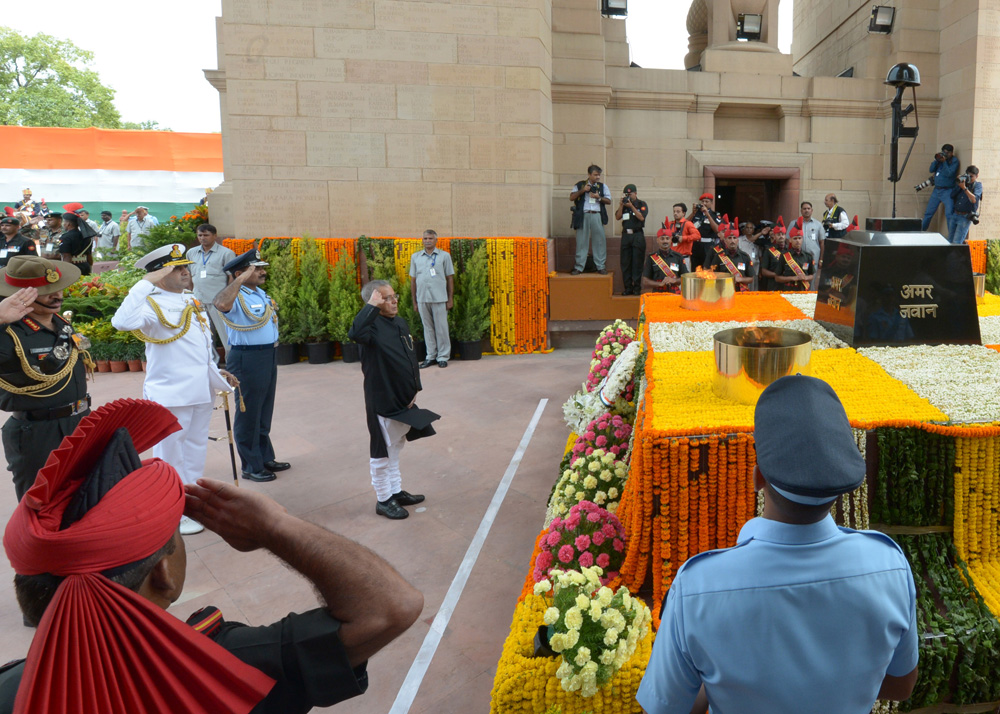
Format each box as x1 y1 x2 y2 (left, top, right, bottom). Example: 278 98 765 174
200 248 211 279
429 251 438 277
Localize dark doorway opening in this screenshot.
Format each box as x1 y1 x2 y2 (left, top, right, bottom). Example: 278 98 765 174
714 179 782 227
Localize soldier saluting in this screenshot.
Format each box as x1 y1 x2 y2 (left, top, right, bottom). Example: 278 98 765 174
0 256 89 500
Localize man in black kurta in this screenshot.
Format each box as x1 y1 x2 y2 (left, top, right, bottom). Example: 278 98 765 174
348 279 438 520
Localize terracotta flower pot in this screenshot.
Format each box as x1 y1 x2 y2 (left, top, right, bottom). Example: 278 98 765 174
96 360 111 373
127 359 143 372
109 360 128 373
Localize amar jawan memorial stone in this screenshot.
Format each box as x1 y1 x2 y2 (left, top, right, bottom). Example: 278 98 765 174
814 233 982 347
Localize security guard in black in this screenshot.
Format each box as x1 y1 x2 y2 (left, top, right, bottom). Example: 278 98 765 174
0 256 88 500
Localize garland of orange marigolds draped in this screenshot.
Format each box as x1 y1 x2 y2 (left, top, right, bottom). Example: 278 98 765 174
222 236 548 354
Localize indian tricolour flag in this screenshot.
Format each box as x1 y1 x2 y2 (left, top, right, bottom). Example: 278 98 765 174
0 125 223 224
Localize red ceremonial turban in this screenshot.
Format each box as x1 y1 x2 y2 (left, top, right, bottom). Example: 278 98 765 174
3 399 274 714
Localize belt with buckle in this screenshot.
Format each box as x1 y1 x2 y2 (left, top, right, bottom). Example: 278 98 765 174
12 396 91 421
230 343 276 351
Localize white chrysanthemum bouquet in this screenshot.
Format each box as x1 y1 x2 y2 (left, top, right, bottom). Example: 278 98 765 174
533 565 651 698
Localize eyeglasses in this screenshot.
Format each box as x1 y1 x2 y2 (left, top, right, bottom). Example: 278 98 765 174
383 294 399 302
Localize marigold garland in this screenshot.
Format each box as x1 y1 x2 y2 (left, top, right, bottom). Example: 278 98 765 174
640 292 809 324
978 291 1000 317
645 349 947 436
969 239 988 274
489 594 652 714
953 435 1000 617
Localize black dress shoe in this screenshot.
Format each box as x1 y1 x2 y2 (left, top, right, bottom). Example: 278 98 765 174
419 359 435 368
393 490 425 506
242 470 276 482
264 460 290 472
376 498 408 519
597 268 607 275
437 361 447 368
569 269 582 276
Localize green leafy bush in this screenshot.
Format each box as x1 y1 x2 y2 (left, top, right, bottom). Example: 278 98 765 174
261 240 301 344
986 239 1000 295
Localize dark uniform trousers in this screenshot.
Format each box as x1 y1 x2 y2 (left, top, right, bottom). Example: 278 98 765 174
620 232 645 293
227 345 277 474
3 412 87 500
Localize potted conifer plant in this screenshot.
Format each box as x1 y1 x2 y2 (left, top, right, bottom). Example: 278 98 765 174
449 241 491 360
297 237 333 364
327 248 363 363
262 241 302 365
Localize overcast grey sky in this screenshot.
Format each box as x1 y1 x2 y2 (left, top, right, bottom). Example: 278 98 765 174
6 1 792 133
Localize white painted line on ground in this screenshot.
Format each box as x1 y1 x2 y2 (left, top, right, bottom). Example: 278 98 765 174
388 398 548 714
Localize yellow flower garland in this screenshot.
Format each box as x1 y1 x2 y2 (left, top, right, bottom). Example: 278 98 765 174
647 349 947 435
490 594 653 714
977 291 1000 317
953 435 1000 617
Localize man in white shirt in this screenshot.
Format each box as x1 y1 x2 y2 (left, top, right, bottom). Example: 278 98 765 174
798 201 826 265
126 206 159 251
96 211 121 252
111 243 235 535
186 223 237 359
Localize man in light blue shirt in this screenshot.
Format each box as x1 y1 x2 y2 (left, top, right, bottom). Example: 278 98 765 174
213 249 287 483
409 229 454 368
637 375 918 714
920 143 960 231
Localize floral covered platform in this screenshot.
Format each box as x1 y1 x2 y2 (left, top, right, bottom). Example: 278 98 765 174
492 290 1000 714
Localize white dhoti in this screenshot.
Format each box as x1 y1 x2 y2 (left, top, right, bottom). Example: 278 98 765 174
369 416 409 502
154 402 215 485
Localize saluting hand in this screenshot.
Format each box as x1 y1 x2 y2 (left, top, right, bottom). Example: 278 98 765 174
368 289 385 308
0 288 38 323
185 478 289 552
144 265 175 286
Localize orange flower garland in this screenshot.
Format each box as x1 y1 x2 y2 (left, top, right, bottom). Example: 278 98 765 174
968 239 987 274
640 292 810 324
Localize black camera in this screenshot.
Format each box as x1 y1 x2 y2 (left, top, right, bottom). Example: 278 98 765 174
958 173 971 184
971 214 980 226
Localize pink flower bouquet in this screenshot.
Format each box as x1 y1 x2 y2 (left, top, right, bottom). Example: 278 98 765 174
533 500 626 584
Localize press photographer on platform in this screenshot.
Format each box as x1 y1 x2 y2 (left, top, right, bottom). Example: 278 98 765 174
948 166 981 245
917 144 960 231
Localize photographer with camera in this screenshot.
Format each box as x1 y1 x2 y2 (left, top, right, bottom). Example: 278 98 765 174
919 144 960 231
688 193 721 269
948 166 982 245
822 194 850 239
614 183 649 295
657 203 698 266
569 164 612 275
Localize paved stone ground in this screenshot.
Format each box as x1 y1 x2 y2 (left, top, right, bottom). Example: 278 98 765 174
0 347 593 713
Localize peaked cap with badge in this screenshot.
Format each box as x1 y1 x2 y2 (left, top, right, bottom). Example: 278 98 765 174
0 255 81 297
754 375 865 504
136 243 195 272
223 249 268 275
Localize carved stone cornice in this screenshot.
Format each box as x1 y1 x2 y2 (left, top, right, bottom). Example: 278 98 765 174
609 90 697 112
551 83 613 107
802 97 881 119
204 69 227 93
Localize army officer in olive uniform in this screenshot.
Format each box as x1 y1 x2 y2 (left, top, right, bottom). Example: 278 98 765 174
0 256 88 500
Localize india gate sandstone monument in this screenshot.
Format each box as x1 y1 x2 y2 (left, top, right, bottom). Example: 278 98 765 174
206 0 1000 254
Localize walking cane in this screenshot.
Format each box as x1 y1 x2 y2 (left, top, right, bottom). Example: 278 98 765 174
219 390 239 488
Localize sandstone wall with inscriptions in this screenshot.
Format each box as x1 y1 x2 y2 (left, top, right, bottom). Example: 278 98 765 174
211 0 553 239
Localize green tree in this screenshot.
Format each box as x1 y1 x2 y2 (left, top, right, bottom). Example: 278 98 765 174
0 27 166 130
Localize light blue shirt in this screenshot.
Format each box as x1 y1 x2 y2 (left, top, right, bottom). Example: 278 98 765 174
637 515 917 714
223 286 278 346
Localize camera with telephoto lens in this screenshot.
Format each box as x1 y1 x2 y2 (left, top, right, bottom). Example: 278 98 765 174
914 178 933 192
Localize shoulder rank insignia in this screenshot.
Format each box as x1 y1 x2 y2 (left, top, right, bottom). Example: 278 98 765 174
45 269 59 284
186 606 224 638
21 317 41 332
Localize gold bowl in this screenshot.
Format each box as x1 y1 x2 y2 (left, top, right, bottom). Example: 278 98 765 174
712 327 813 404
680 272 735 311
